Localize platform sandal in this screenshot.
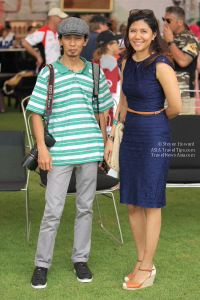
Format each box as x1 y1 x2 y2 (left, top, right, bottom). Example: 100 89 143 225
124 263 156 282
123 268 156 290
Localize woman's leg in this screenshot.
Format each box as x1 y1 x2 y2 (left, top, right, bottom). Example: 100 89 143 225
131 207 162 283
127 204 146 275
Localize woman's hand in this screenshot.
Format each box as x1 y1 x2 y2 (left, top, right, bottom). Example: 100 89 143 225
104 138 114 164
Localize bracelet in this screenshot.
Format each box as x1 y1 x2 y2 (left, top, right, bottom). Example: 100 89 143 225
167 41 175 46
108 134 114 141
112 119 118 125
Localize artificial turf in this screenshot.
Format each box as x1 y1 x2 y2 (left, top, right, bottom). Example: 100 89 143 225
0 99 200 300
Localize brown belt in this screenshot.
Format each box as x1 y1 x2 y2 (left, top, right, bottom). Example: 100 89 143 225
127 107 165 115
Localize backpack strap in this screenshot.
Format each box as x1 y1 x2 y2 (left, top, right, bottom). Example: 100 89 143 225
92 62 100 115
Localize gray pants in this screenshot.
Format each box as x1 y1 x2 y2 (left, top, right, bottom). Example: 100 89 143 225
34 162 98 269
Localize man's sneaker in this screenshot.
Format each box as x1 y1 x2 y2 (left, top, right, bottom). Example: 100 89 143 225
74 262 93 282
31 267 47 289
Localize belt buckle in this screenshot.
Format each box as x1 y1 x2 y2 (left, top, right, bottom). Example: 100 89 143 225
154 110 159 114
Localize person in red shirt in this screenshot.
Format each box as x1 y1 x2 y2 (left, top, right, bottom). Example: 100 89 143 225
93 30 122 181
93 30 122 125
22 8 68 66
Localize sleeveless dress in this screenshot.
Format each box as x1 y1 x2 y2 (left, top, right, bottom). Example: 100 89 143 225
119 55 173 208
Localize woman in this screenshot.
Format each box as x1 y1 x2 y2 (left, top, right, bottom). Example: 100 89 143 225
93 30 121 180
93 30 121 124
105 9 182 290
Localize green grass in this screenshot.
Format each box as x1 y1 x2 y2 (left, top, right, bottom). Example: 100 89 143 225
0 99 200 300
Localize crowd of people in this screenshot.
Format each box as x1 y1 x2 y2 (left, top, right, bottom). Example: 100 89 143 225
1 6 200 115
0 4 199 292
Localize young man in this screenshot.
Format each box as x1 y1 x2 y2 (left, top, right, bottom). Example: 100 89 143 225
27 17 113 289
163 6 199 114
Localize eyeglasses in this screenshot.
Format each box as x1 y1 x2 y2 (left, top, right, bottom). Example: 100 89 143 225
162 17 171 24
129 9 154 16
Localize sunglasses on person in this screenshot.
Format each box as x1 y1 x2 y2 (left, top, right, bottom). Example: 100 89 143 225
109 40 119 45
162 17 171 24
129 9 154 16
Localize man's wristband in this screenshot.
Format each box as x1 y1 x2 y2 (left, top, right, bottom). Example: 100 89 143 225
167 41 175 46
108 134 114 141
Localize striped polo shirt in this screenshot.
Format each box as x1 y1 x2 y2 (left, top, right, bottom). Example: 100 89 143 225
27 56 114 165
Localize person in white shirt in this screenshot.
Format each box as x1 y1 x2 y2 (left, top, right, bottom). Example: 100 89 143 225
22 8 68 66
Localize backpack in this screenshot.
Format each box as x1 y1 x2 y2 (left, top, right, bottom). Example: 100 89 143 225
92 62 100 113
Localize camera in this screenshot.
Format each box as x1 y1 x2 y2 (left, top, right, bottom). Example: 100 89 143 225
21 144 38 171
21 132 56 171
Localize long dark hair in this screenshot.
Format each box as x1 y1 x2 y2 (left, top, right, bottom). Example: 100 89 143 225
124 11 173 66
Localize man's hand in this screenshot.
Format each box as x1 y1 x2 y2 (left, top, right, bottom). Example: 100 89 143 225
38 145 52 171
22 39 43 67
115 47 126 56
36 53 43 67
163 24 174 43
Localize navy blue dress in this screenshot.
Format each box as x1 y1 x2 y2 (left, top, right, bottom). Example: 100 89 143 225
120 55 172 208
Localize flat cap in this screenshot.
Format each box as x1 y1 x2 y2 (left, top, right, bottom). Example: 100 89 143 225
58 17 89 36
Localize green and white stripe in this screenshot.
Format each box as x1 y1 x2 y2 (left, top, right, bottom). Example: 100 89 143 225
27 56 114 165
